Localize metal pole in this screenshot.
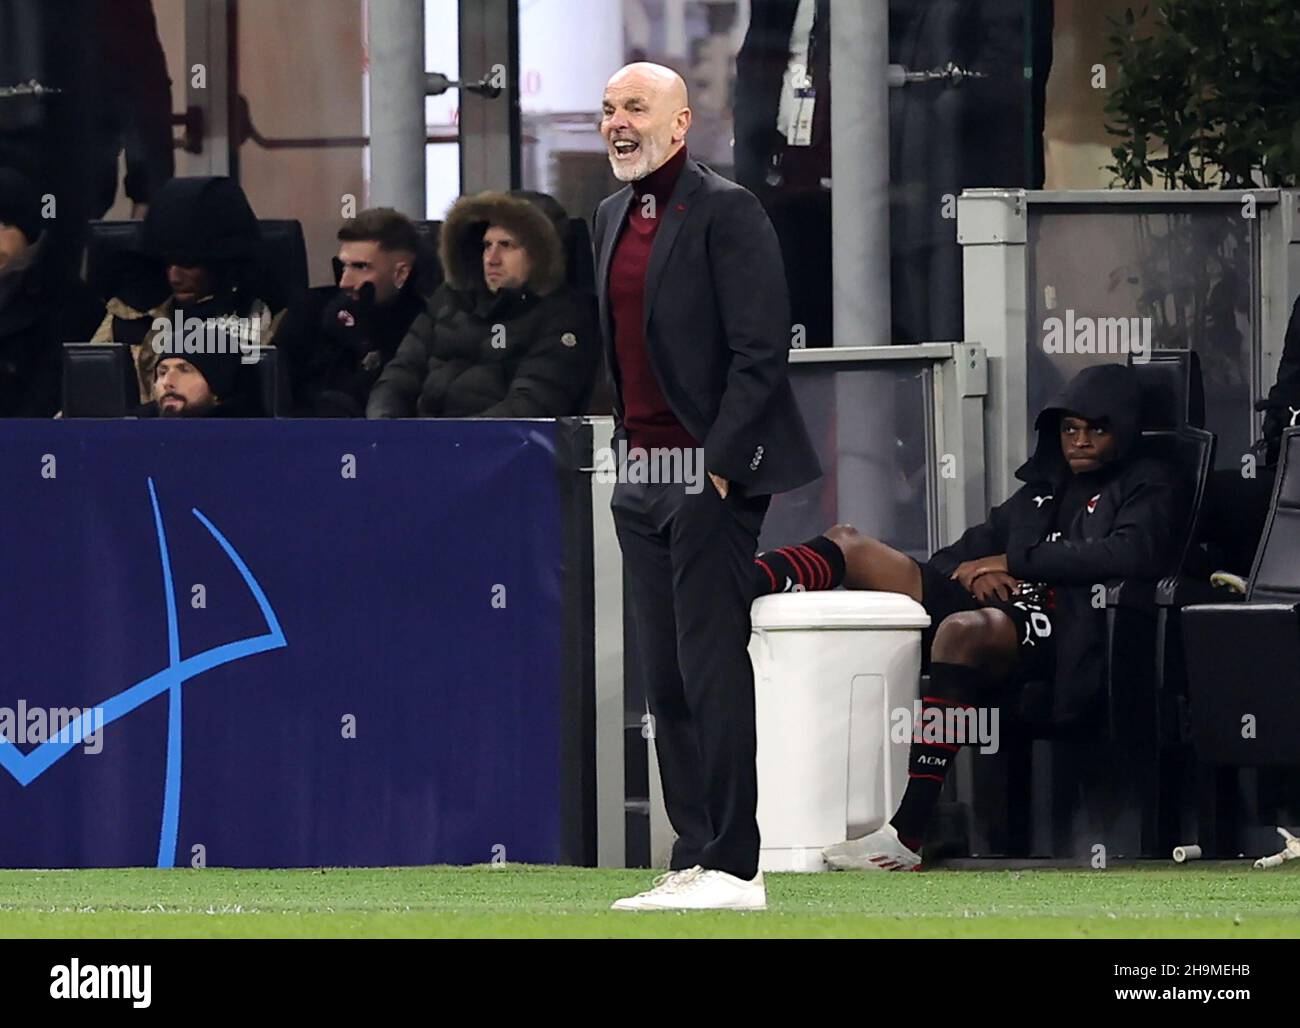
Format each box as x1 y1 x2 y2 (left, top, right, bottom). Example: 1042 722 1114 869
831 1 894 534
831 0 890 347
367 0 427 217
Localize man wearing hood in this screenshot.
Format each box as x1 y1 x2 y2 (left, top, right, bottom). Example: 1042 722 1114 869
748 363 1187 871
0 167 104 417
365 191 597 419
91 176 277 409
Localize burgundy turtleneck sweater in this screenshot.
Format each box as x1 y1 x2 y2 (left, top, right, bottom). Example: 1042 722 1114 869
607 144 700 452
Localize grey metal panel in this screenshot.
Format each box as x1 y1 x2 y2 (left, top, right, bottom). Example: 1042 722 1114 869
587 416 626 868
1027 190 1283 206
789 343 957 364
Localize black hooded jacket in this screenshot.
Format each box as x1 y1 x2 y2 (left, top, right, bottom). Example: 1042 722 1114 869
278 277 426 417
0 235 103 417
928 363 1188 725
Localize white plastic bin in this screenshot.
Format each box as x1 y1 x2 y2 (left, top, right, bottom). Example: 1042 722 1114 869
749 591 930 872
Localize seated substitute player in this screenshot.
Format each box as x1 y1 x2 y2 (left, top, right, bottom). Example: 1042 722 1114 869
749 363 1187 870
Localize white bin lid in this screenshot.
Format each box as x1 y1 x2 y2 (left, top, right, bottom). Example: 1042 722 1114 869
751 590 931 630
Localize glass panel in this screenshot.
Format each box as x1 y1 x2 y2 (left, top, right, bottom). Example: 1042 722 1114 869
519 1 831 336
232 0 459 281
889 0 1050 344
1027 205 1256 467
235 0 368 286
762 362 933 560
515 3 1053 347
518 1 747 223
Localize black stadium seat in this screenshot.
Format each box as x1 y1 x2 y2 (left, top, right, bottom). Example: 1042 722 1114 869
255 345 289 417
410 220 444 296
1184 426 1300 764
83 220 169 310
84 218 309 314
1135 348 1206 430
1180 426 1300 854
254 220 309 313
62 341 285 418
61 343 137 418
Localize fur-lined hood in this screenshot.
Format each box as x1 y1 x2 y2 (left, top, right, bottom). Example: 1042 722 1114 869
440 191 566 297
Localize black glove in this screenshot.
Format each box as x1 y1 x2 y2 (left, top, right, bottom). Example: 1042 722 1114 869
319 282 378 356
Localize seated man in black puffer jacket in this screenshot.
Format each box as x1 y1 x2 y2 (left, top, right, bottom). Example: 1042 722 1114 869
366 191 598 419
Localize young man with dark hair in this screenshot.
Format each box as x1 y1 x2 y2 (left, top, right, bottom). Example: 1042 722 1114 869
277 207 425 417
335 207 423 270
751 363 1187 870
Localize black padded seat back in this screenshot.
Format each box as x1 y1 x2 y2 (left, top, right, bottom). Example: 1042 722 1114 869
1248 427 1300 602
84 218 308 314
1138 425 1216 579
411 220 445 296
254 220 309 313
564 217 596 294
1131 348 1206 430
84 219 169 309
61 343 136 417
254 345 278 417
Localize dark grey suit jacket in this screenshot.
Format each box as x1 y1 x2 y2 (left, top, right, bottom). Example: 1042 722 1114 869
593 156 821 496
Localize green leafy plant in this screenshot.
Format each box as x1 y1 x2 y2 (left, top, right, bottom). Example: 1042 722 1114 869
1105 1 1300 189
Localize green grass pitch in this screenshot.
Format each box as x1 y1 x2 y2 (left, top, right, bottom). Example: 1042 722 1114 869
1 863 1298 938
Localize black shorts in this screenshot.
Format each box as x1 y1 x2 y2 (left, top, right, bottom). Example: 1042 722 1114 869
915 559 1057 681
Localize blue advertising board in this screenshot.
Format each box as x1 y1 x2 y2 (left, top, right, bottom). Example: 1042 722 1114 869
0 419 590 868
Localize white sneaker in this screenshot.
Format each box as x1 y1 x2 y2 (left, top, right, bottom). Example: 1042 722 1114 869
611 865 767 911
611 867 702 910
822 823 922 871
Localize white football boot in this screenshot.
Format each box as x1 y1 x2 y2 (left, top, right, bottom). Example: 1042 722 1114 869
822 823 922 871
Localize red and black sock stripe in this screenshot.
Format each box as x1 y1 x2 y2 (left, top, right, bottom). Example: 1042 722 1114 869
752 535 846 597
890 662 986 853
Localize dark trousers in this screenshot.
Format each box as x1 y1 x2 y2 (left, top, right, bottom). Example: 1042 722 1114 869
612 476 770 881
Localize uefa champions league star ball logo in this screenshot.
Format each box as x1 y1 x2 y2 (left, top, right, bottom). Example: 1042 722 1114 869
0 478 286 868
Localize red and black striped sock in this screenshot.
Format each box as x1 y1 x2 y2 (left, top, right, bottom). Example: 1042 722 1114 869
890 662 985 853
752 535 846 597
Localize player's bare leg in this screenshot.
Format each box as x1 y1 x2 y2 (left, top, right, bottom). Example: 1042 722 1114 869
824 523 923 601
